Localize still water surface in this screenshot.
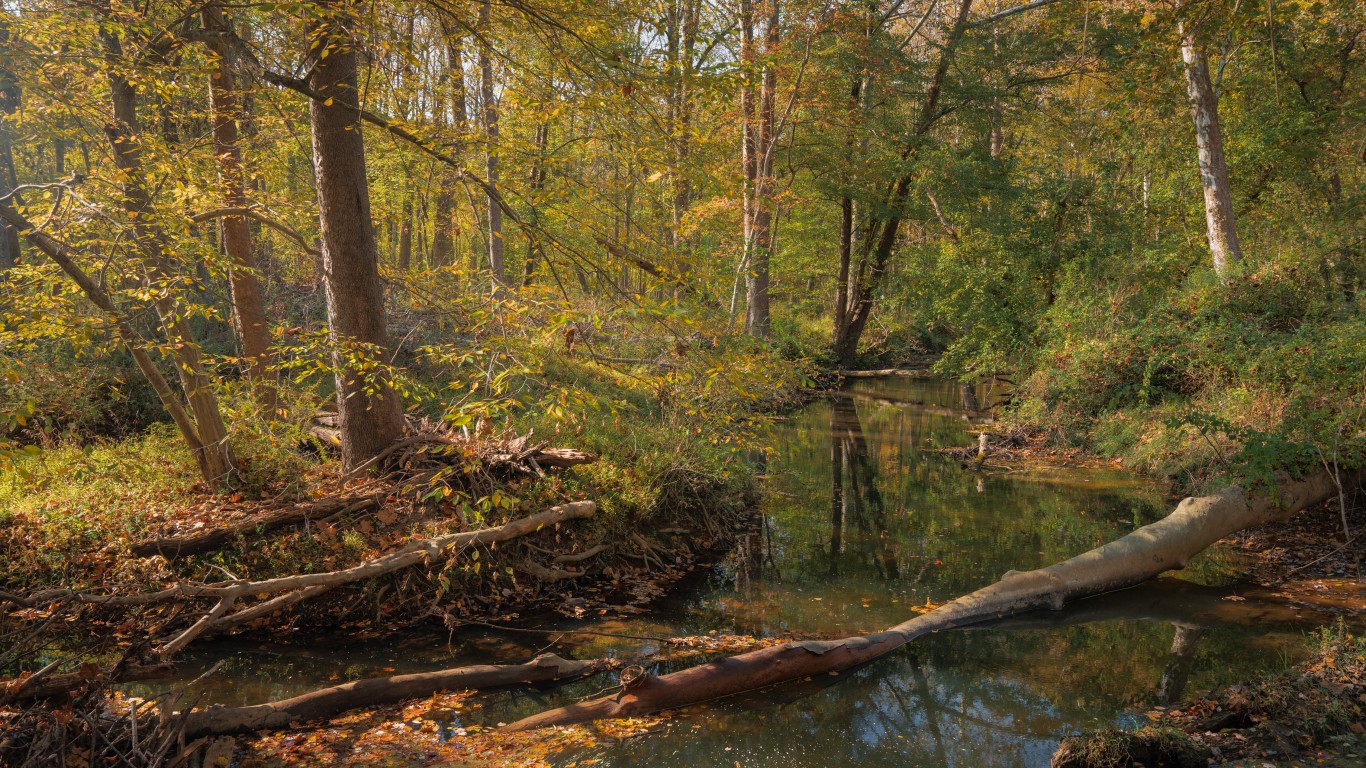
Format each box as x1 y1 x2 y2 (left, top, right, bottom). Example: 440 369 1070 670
138 377 1338 766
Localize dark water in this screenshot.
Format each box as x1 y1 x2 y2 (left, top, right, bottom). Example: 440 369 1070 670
130 378 1343 767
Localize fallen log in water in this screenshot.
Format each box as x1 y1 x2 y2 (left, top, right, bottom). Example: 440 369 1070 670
503 471 1350 731
182 654 608 737
836 368 934 378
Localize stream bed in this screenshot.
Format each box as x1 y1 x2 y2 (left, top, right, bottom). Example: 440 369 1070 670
131 377 1344 767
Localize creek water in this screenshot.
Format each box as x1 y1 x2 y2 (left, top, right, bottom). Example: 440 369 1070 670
132 377 1343 767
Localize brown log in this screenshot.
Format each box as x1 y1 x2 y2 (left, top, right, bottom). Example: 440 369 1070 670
129 494 380 559
182 654 605 737
0 663 175 706
533 448 597 468
503 471 1348 731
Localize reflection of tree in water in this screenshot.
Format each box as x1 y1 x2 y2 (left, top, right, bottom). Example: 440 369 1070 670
828 397 899 580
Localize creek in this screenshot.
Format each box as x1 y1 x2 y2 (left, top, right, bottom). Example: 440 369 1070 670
129 377 1344 766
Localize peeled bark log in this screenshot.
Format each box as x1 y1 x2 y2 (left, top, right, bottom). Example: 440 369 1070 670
503 471 1348 731
836 368 934 379
182 654 605 737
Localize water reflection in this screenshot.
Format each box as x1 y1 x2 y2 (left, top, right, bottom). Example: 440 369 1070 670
127 377 1350 767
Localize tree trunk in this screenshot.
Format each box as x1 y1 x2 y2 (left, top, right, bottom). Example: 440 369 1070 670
0 20 20 272
744 0 778 339
504 471 1347 731
1179 25 1242 276
398 197 413 271
522 121 549 286
307 0 406 472
203 5 276 413
183 655 606 737
101 25 237 485
478 0 508 292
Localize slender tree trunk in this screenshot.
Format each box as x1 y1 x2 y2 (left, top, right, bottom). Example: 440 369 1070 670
0 19 22 271
307 0 406 471
478 0 507 291
745 0 779 338
739 0 757 326
522 121 548 286
102 24 237 485
832 0 973 367
398 196 413 271
1179 24 1242 276
203 5 276 412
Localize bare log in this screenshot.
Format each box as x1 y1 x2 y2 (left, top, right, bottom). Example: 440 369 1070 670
129 494 381 559
182 654 606 737
503 471 1348 731
836 368 934 378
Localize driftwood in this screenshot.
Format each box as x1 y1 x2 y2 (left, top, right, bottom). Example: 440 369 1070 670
503 471 1347 731
181 654 606 737
130 493 381 559
836 368 934 378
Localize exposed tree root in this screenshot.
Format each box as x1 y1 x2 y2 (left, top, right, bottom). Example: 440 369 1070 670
181 654 611 737
503 471 1350 731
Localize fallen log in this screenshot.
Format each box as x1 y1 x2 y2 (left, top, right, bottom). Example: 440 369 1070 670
836 368 934 378
130 494 381 559
0 663 175 706
503 471 1350 731
181 654 607 737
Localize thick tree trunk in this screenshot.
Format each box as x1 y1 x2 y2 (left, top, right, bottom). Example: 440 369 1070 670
307 1 406 472
203 5 276 412
183 654 605 737
1179 27 1242 276
504 471 1346 731
478 0 507 292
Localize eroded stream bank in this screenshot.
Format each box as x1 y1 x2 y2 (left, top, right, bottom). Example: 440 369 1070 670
130 377 1357 766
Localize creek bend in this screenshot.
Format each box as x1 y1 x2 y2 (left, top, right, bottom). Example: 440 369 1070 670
128 377 1344 767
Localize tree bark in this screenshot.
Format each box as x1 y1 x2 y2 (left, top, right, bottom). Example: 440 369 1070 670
1179 23 1242 276
831 0 973 367
203 5 276 412
504 471 1347 731
182 654 606 737
478 0 508 292
100 21 237 485
744 0 778 339
0 19 20 272
307 1 406 472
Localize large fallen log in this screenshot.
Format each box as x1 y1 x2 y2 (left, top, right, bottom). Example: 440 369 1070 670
181 654 608 737
503 471 1349 731
129 493 382 559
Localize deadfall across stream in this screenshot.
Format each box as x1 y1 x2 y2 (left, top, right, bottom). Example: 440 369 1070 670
127 378 1356 767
